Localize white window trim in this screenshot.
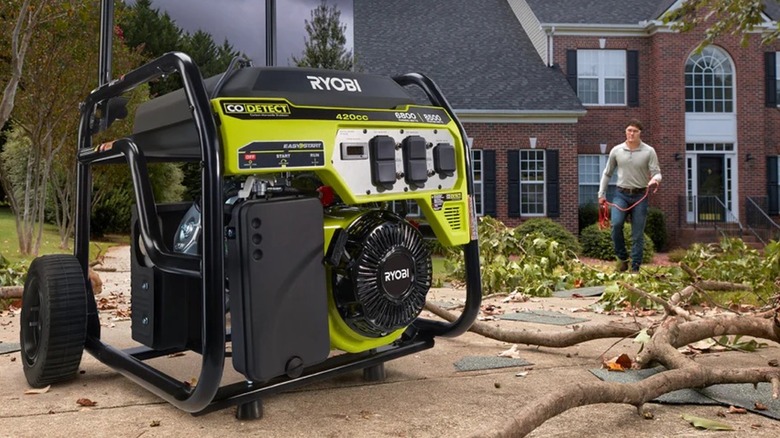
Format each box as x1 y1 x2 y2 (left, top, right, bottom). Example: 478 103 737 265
685 46 734 114
519 149 546 216
775 53 780 106
577 154 617 205
577 49 627 106
471 147 484 217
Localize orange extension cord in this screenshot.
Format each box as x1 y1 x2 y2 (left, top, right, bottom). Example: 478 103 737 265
598 186 656 230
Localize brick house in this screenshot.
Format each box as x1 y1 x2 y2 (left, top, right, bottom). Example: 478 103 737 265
354 0 780 247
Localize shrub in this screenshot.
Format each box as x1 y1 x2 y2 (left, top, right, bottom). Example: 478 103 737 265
514 218 582 254
0 253 27 287
579 223 655 263
445 216 576 296
578 203 600 232
666 247 687 263
92 162 185 236
645 207 668 252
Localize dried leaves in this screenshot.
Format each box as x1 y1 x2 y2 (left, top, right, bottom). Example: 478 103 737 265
24 385 51 395
603 353 632 372
76 398 97 407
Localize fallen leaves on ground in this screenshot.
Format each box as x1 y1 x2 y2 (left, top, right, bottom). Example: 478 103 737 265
603 353 632 372
24 385 51 395
481 304 503 316
727 405 747 414
498 344 522 359
76 398 97 407
501 291 529 303
97 297 117 310
682 414 734 431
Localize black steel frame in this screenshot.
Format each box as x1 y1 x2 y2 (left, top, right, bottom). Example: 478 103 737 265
72 0 482 415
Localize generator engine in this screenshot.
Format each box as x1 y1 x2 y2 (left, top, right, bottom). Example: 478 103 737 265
127 66 474 383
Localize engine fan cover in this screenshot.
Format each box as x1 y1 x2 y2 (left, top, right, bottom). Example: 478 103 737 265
328 210 432 351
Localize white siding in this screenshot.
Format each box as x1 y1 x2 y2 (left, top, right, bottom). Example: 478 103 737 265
507 0 547 64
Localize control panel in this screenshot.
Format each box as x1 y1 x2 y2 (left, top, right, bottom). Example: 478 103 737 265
332 128 459 196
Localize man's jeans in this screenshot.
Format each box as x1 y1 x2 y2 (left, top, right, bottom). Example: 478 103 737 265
611 190 649 269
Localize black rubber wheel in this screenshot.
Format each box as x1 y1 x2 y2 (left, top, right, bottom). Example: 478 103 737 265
20 255 88 387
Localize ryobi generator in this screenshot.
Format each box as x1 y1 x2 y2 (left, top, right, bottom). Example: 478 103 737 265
19 1 481 418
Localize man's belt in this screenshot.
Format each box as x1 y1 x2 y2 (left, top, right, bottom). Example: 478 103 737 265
617 186 645 195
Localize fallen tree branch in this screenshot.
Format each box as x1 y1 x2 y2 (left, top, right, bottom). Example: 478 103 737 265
424 301 643 348
619 281 690 319
433 275 780 437
479 363 780 438
0 286 23 299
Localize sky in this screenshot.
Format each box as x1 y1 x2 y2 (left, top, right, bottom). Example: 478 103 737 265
125 0 353 66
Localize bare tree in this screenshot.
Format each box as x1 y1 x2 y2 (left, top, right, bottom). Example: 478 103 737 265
0 0 54 130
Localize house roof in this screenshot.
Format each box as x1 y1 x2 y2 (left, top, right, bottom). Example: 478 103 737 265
763 1 780 20
525 0 669 25
353 0 584 114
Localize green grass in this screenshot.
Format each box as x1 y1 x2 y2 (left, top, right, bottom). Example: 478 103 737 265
0 207 120 265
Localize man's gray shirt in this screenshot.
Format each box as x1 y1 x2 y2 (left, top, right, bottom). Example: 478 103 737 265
598 142 662 198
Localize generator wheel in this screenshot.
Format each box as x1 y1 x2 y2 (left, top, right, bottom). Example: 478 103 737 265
20 255 88 387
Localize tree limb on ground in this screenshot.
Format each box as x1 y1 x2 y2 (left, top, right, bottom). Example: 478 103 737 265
0 286 23 299
425 277 780 437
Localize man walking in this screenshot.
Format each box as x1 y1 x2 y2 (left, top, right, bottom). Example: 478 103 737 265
598 120 661 272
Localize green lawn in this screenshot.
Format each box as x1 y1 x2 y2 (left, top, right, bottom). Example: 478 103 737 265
0 207 120 265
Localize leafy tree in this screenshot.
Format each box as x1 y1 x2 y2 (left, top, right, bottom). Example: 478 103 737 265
119 1 241 201
292 0 353 70
663 0 780 47
118 0 182 96
118 0 181 59
0 1 94 255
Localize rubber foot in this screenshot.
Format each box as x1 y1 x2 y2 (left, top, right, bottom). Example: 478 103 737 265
235 399 263 420
363 363 386 382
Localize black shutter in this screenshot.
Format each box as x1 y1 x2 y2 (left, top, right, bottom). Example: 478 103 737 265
545 150 560 218
508 150 521 218
566 50 577 93
627 50 639 107
482 150 496 217
765 52 777 108
769 156 779 215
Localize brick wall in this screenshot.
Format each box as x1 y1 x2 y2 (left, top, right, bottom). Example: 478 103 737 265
461 24 780 245
551 27 780 247
463 122 579 233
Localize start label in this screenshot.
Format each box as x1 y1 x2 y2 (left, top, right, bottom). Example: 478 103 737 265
238 141 325 169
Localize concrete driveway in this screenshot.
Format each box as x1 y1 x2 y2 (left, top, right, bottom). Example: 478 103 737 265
1 246 779 437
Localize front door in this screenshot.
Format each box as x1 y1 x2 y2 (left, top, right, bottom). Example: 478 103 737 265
696 155 725 222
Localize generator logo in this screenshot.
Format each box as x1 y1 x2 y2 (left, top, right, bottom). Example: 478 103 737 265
306 75 362 92
222 102 291 115
384 268 410 282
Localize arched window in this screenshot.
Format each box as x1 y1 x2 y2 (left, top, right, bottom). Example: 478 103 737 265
685 46 734 113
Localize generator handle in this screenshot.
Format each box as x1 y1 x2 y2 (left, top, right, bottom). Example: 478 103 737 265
393 73 482 338
77 51 226 412
78 139 201 277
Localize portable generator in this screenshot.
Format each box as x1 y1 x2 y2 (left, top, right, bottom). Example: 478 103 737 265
19 1 481 418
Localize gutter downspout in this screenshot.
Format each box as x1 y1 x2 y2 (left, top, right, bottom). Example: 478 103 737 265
547 26 556 67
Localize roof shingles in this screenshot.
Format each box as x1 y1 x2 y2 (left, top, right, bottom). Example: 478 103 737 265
526 0 667 25
354 0 583 112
